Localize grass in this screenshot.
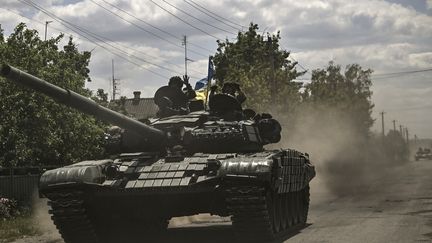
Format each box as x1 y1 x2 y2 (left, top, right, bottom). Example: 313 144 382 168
0 215 40 243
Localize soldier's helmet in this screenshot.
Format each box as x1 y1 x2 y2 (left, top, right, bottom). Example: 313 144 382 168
168 76 183 89
222 82 240 96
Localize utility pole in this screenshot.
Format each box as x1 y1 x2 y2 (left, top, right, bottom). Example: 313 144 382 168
405 127 409 144
182 35 188 77
268 36 276 104
111 59 119 101
44 21 53 41
380 111 385 138
392 120 396 131
414 134 418 144
399 125 403 135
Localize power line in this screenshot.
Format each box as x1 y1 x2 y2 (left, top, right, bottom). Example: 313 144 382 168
289 56 309 73
89 0 207 76
186 0 247 29
278 43 310 74
5 7 197 76
62 21 179 74
89 0 208 59
98 0 214 54
372 68 432 77
106 0 309 79
182 0 240 31
385 105 432 112
20 0 170 79
188 1 310 77
0 7 82 41
161 0 236 35
149 0 222 40
20 0 206 80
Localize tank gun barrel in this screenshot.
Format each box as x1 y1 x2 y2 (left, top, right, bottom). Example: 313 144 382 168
0 64 166 145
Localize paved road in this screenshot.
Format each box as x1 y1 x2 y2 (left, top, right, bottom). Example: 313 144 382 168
16 159 432 243
288 159 432 243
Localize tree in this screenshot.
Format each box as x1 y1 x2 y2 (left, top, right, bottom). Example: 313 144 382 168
384 130 409 162
0 23 106 167
302 61 375 137
213 23 304 115
94 88 109 106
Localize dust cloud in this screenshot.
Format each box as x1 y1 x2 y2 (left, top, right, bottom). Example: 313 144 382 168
30 193 61 242
275 106 402 197
11 192 62 243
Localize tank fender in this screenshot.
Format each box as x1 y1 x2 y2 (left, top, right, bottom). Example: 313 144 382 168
218 158 273 181
39 160 113 190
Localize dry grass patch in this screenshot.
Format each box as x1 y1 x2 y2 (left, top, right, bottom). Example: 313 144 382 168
0 215 40 243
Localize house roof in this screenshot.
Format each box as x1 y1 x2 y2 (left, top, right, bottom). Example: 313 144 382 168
119 97 158 120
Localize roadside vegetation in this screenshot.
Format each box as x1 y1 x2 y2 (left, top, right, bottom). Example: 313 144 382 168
0 198 39 242
0 23 107 168
0 215 40 243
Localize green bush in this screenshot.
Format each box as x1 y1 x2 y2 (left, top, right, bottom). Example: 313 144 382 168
0 198 18 220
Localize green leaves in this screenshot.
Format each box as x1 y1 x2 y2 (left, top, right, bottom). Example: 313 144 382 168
303 61 375 137
0 23 106 167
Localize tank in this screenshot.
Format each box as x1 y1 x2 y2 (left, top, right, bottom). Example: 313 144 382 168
415 148 432 161
1 64 315 243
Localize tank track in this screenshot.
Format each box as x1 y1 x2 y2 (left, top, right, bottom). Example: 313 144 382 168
46 190 99 243
225 185 310 242
46 190 171 243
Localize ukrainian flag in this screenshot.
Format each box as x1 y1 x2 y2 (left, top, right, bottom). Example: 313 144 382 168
194 57 214 103
194 77 208 90
195 90 208 102
194 77 207 101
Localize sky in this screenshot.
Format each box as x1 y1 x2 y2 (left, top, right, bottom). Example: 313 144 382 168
0 0 431 138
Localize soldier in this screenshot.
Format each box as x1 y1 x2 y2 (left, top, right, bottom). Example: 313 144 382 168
208 82 247 121
221 82 246 104
209 82 247 106
168 75 196 101
155 75 196 117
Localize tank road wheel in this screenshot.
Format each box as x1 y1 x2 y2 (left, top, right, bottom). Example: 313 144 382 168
270 192 282 233
292 192 300 224
286 193 296 227
299 186 310 225
226 186 273 242
279 194 288 230
47 190 99 243
226 185 311 242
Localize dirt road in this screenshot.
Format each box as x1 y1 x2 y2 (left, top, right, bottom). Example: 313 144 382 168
15 159 432 243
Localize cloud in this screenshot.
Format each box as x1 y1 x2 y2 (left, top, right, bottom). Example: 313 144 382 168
1 0 432 137
253 0 432 51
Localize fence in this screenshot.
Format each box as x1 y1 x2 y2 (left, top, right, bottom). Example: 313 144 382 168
0 167 57 201
0 175 40 201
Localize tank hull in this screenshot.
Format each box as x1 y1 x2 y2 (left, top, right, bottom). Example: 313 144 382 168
40 149 315 243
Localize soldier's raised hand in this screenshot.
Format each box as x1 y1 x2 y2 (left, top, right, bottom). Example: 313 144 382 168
182 75 190 84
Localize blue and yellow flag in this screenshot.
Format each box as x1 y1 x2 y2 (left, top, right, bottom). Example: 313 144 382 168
194 57 214 102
